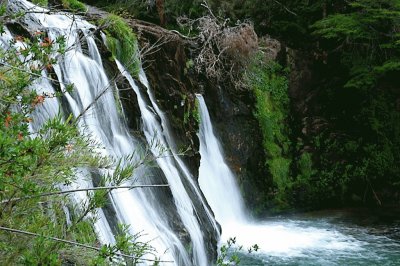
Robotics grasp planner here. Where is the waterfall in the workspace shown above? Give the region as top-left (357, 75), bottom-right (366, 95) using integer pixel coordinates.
top-left (117, 63), bottom-right (219, 266)
top-left (196, 95), bottom-right (247, 225)
top-left (5, 0), bottom-right (219, 264)
top-left (196, 94), bottom-right (252, 247)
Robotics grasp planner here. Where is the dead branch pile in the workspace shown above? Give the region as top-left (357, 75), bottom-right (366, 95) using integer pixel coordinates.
top-left (177, 3), bottom-right (258, 89)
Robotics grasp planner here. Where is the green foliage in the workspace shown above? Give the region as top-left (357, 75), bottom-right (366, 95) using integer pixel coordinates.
top-left (313, 0), bottom-right (400, 41)
top-left (312, 0), bottom-right (400, 89)
top-left (247, 58), bottom-right (292, 208)
top-left (182, 95), bottom-right (201, 127)
top-left (61, 0), bottom-right (87, 13)
top-left (287, 152), bottom-right (318, 207)
top-left (206, 0), bottom-right (333, 48)
top-left (32, 0), bottom-right (48, 7)
top-left (81, 0), bottom-right (153, 22)
top-left (193, 97), bottom-right (201, 124)
top-left (298, 0), bottom-right (400, 207)
top-left (99, 14), bottom-right (140, 77)
top-left (184, 59), bottom-right (194, 75)
top-left (82, 0), bottom-right (204, 27)
top-left (94, 224), bottom-right (158, 265)
top-left (216, 237), bottom-right (259, 266)
top-left (312, 14), bottom-right (364, 40)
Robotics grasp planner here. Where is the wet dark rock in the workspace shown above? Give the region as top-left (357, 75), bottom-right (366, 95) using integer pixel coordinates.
top-left (127, 19), bottom-right (201, 176)
top-left (5, 22), bottom-right (32, 39)
top-left (203, 81), bottom-right (271, 216)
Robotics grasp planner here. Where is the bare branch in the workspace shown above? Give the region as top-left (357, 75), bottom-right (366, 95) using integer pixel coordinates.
top-left (177, 8), bottom-right (258, 90)
top-left (272, 0), bottom-right (298, 16)
top-left (75, 80), bottom-right (115, 120)
top-left (169, 29), bottom-right (197, 40)
top-left (139, 34), bottom-right (174, 61)
top-left (200, 1), bottom-right (217, 19)
top-left (0, 184), bottom-right (170, 204)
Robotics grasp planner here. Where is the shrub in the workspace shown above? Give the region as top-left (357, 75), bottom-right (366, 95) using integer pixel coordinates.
top-left (62, 0), bottom-right (87, 13)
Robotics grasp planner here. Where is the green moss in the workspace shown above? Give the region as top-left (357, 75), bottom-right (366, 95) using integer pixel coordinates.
top-left (62, 0), bottom-right (87, 12)
top-left (113, 85), bottom-right (124, 116)
top-left (247, 57), bottom-right (292, 208)
top-left (99, 14), bottom-right (140, 77)
top-left (193, 98), bottom-right (201, 124)
top-left (32, 0), bottom-right (48, 7)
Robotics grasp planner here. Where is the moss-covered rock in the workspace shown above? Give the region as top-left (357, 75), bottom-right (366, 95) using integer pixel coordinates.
top-left (99, 14), bottom-right (140, 77)
top-left (62, 0), bottom-right (87, 12)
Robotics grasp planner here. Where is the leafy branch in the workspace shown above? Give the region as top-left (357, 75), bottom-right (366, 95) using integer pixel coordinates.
top-left (0, 226), bottom-right (173, 263)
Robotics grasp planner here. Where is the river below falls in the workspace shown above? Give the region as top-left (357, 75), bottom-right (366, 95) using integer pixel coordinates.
top-left (223, 209), bottom-right (400, 265)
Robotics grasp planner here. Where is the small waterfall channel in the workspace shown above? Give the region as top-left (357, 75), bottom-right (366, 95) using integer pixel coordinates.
top-left (3, 0), bottom-right (218, 265)
top-left (196, 95), bottom-right (247, 226)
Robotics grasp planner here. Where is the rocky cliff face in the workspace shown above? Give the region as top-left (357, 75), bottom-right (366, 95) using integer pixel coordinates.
top-left (125, 20), bottom-right (224, 260)
top-left (125, 18), bottom-right (273, 216)
top-left (202, 80), bottom-right (271, 215)
top-left (128, 19), bottom-right (201, 174)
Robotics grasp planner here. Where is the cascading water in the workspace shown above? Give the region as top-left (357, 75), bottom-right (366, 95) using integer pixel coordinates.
top-left (5, 0), bottom-right (219, 265)
top-left (117, 63), bottom-right (220, 266)
top-left (137, 72), bottom-right (219, 237)
top-left (196, 95), bottom-right (247, 226)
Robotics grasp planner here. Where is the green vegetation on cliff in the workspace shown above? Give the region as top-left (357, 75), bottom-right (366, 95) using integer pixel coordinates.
top-left (99, 14), bottom-right (140, 77)
top-left (303, 0), bottom-right (400, 208)
top-left (246, 0), bottom-right (400, 209)
top-left (61, 0), bottom-right (87, 12)
top-left (247, 59), bottom-right (292, 209)
top-left (32, 0), bottom-right (48, 7)
top-left (31, 0), bottom-right (86, 12)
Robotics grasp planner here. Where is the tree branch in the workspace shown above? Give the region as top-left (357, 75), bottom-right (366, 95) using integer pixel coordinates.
top-left (0, 62), bottom-right (71, 87)
top-left (272, 0), bottom-right (298, 16)
top-left (0, 226), bottom-right (173, 263)
top-left (0, 184), bottom-right (169, 204)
